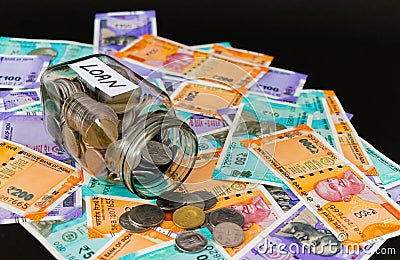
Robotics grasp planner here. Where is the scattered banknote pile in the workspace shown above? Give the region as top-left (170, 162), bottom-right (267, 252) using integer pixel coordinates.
top-left (0, 9), bottom-right (400, 260)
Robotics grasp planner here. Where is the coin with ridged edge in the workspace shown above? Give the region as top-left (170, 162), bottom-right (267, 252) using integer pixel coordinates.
top-left (172, 205), bottom-right (205, 229)
top-left (118, 211), bottom-right (150, 233)
top-left (175, 231), bottom-right (208, 253)
top-left (128, 204), bottom-right (164, 227)
top-left (212, 222), bottom-right (244, 247)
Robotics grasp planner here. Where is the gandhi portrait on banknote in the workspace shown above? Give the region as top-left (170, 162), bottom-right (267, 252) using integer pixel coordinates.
top-left (275, 207), bottom-right (341, 256)
top-left (314, 169), bottom-right (384, 204)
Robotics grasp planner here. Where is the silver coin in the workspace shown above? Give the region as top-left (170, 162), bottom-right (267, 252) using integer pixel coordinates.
top-left (191, 191), bottom-right (217, 210)
top-left (156, 191), bottom-right (186, 211)
top-left (212, 222), bottom-right (244, 247)
top-left (128, 204), bottom-right (164, 227)
top-left (175, 231), bottom-right (208, 253)
top-left (184, 193), bottom-right (205, 210)
top-left (142, 140), bottom-right (173, 166)
top-left (118, 211), bottom-right (150, 233)
top-left (208, 208), bottom-right (245, 228)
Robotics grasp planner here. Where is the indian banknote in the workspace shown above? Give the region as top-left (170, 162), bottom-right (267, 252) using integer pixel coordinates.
top-left (85, 195), bottom-right (155, 238)
top-left (361, 137), bottom-right (400, 189)
top-left (0, 36), bottom-right (93, 65)
top-left (90, 228), bottom-right (172, 260)
top-left (0, 139), bottom-right (82, 221)
top-left (0, 54), bottom-right (50, 89)
top-left (0, 88), bottom-right (41, 112)
top-left (114, 35), bottom-right (265, 90)
top-left (209, 43), bottom-right (274, 66)
top-left (263, 184), bottom-right (300, 212)
top-left (213, 94), bottom-right (311, 185)
top-left (248, 67), bottom-right (306, 102)
top-left (235, 203), bottom-right (386, 260)
top-left (0, 112), bottom-right (72, 162)
top-left (119, 228), bottom-right (231, 260)
top-left (170, 81), bottom-right (243, 118)
top-left (323, 90), bottom-right (376, 176)
top-left (0, 188), bottom-right (82, 224)
top-left (21, 210), bottom-right (112, 260)
top-left (242, 124), bottom-right (400, 245)
top-left (192, 42), bottom-right (231, 51)
top-left (94, 10), bottom-right (157, 55)
top-left (296, 89), bottom-right (340, 150)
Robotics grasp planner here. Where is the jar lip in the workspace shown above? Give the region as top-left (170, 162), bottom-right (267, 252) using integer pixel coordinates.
top-left (117, 111), bottom-right (198, 198)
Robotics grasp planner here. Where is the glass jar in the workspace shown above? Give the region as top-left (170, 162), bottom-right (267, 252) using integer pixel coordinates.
top-left (40, 54), bottom-right (198, 198)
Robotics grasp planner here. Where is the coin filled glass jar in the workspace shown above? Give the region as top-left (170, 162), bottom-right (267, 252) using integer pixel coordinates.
top-left (40, 54), bottom-right (198, 198)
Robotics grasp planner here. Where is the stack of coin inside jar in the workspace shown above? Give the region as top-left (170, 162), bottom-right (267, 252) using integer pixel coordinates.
top-left (118, 190), bottom-right (246, 252)
top-left (41, 56), bottom-right (197, 198)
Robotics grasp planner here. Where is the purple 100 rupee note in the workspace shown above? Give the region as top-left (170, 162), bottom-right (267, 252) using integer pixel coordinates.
top-left (0, 112), bottom-right (71, 162)
top-left (249, 67), bottom-right (307, 102)
top-left (0, 89), bottom-right (41, 112)
top-left (94, 10), bottom-right (157, 55)
top-left (0, 54), bottom-right (51, 88)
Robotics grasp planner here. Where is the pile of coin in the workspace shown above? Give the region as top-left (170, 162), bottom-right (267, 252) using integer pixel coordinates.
top-left (118, 190), bottom-right (246, 252)
top-left (42, 65), bottom-right (176, 185)
top-left (119, 204), bottom-right (165, 233)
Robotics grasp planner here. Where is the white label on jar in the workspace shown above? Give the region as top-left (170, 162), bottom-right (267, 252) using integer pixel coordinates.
top-left (68, 57), bottom-right (139, 97)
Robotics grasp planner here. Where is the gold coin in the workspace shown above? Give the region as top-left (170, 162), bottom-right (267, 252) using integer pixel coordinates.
top-left (83, 119), bottom-right (118, 149)
top-left (61, 125), bottom-right (82, 159)
top-left (172, 206), bottom-right (205, 229)
top-left (84, 147), bottom-right (108, 180)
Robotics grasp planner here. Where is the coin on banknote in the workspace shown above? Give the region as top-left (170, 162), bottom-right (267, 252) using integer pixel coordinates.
top-left (191, 191), bottom-right (217, 210)
top-left (119, 211), bottom-right (150, 233)
top-left (156, 191), bottom-right (186, 211)
top-left (184, 193), bottom-right (205, 210)
top-left (208, 208), bottom-right (245, 228)
top-left (142, 140), bottom-right (173, 166)
top-left (212, 222), bottom-right (244, 247)
top-left (175, 231), bottom-right (208, 253)
top-left (128, 204), bottom-right (165, 227)
top-left (61, 124), bottom-right (82, 159)
top-left (172, 205), bottom-right (205, 229)
top-left (84, 147), bottom-right (108, 179)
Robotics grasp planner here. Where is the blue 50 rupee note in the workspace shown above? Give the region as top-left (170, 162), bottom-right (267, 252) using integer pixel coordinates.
top-left (360, 137), bottom-right (400, 189)
top-left (212, 93), bottom-right (311, 186)
top-left (21, 210), bottom-right (111, 260)
top-left (0, 37), bottom-right (93, 65)
top-left (295, 89), bottom-right (341, 151)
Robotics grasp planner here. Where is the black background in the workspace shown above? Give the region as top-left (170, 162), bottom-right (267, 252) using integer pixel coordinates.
top-left (0, 0), bottom-right (399, 259)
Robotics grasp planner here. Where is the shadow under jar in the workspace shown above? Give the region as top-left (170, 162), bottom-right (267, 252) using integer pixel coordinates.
top-left (40, 54), bottom-right (198, 198)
